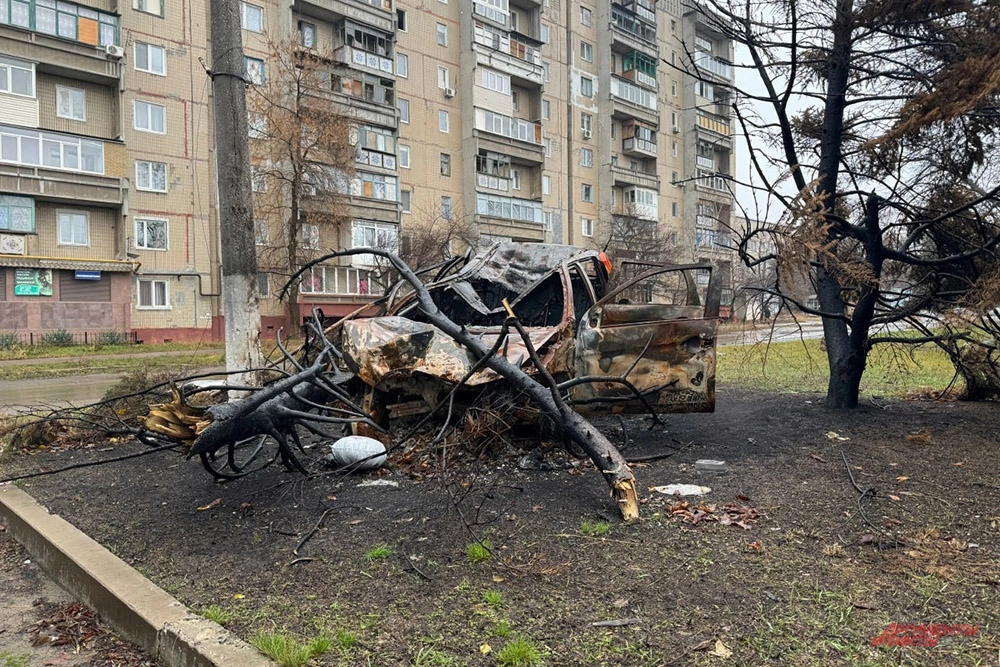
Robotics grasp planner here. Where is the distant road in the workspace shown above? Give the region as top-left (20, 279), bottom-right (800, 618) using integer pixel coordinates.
top-left (718, 321), bottom-right (826, 346)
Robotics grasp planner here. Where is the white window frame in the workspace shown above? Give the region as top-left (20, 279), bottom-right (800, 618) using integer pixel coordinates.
top-left (580, 147), bottom-right (593, 167)
top-left (438, 66), bottom-right (450, 90)
top-left (240, 2), bottom-right (263, 32)
top-left (298, 21), bottom-right (316, 48)
top-left (541, 99), bottom-right (550, 120)
top-left (440, 196), bottom-right (453, 219)
top-left (134, 42), bottom-right (166, 76)
top-left (482, 69), bottom-right (510, 94)
top-left (137, 279), bottom-right (170, 309)
top-left (439, 110), bottom-right (450, 133)
top-left (511, 168), bottom-right (521, 190)
top-left (133, 0), bottom-right (163, 17)
top-left (581, 183), bottom-right (593, 203)
top-left (135, 160), bottom-right (168, 192)
top-left (134, 100), bottom-right (166, 134)
top-left (581, 217), bottom-right (594, 237)
top-left (581, 41), bottom-right (593, 62)
top-left (396, 9), bottom-right (407, 31)
top-left (301, 223), bottom-right (320, 250)
top-left (244, 56), bottom-right (265, 85)
top-left (581, 113), bottom-right (593, 133)
top-left (0, 57), bottom-right (35, 97)
top-left (540, 23), bottom-right (550, 43)
top-left (55, 86), bottom-right (86, 121)
top-left (440, 152), bottom-right (451, 176)
top-left (401, 189), bottom-right (412, 213)
top-left (398, 98), bottom-right (410, 123)
top-left (135, 217), bottom-right (168, 251)
top-left (580, 75), bottom-right (594, 98)
top-left (399, 145), bottom-right (410, 168)
top-left (396, 53), bottom-right (409, 78)
top-left (436, 23), bottom-right (448, 46)
top-left (579, 5), bottom-right (592, 26)
top-left (57, 210), bottom-right (89, 246)
top-left (511, 90), bottom-right (519, 110)
top-left (542, 174), bottom-right (550, 195)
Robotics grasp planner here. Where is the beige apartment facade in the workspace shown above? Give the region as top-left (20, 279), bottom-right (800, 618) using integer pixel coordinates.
top-left (0, 0), bottom-right (734, 343)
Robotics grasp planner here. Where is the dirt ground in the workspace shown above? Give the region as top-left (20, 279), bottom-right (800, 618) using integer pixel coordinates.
top-left (2, 387), bottom-right (999, 666)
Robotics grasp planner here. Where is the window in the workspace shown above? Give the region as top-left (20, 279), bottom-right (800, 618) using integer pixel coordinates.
top-left (581, 41), bottom-right (593, 62)
top-left (581, 113), bottom-right (593, 134)
top-left (135, 218), bottom-right (168, 250)
top-left (399, 145), bottom-right (410, 168)
top-left (439, 110), bottom-right (449, 133)
top-left (301, 223), bottom-right (319, 250)
top-left (401, 189), bottom-right (411, 213)
top-left (396, 9), bottom-right (407, 31)
top-left (396, 53), bottom-right (408, 78)
top-left (0, 195), bottom-right (35, 233)
top-left (672, 141), bottom-right (678, 157)
top-left (241, 2), bottom-right (263, 32)
top-left (254, 219), bottom-right (269, 245)
top-left (671, 80), bottom-right (678, 96)
top-left (56, 87), bottom-right (85, 121)
top-left (672, 202), bottom-right (679, 217)
top-left (440, 153), bottom-right (451, 176)
top-left (579, 5), bottom-right (592, 26)
top-left (257, 272), bottom-right (270, 297)
top-left (1, 126), bottom-right (103, 173)
top-left (542, 99), bottom-right (550, 120)
top-left (138, 279), bottom-right (169, 308)
top-left (251, 166), bottom-right (267, 192)
top-left (542, 62), bottom-right (550, 82)
top-left (438, 66), bottom-right (450, 89)
top-left (581, 217), bottom-right (594, 237)
top-left (134, 42), bottom-right (166, 75)
top-left (542, 174), bottom-right (550, 195)
top-left (581, 183), bottom-right (593, 202)
top-left (0, 57), bottom-right (34, 97)
top-left (135, 160), bottom-right (167, 192)
top-left (511, 91), bottom-right (519, 110)
top-left (440, 196), bottom-right (453, 219)
top-left (580, 148), bottom-right (593, 167)
top-left (511, 168), bottom-right (521, 190)
top-left (672, 170), bottom-right (679, 184)
top-left (697, 81), bottom-right (715, 99)
top-left (352, 221), bottom-right (399, 266)
top-left (580, 76), bottom-right (594, 97)
top-left (541, 24), bottom-right (550, 42)
top-left (297, 21), bottom-right (316, 48)
top-left (133, 0), bottom-right (163, 17)
top-left (510, 11), bottom-right (518, 32)
top-left (398, 98), bottom-right (410, 123)
top-left (244, 57), bottom-right (265, 84)
top-left (134, 101), bottom-right (165, 134)
top-left (482, 69), bottom-right (510, 94)
top-left (248, 112), bottom-right (267, 138)
top-left (436, 23), bottom-right (448, 46)
top-left (57, 211), bottom-right (88, 246)
top-left (543, 136), bottom-right (552, 157)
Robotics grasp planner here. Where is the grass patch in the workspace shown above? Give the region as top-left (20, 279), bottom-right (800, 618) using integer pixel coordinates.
top-left (579, 519), bottom-right (611, 537)
top-left (0, 652), bottom-right (29, 667)
top-left (0, 353), bottom-right (224, 382)
top-left (496, 637), bottom-right (543, 667)
top-left (0, 341), bottom-right (217, 362)
top-left (413, 646), bottom-right (457, 666)
top-left (201, 604), bottom-right (233, 625)
top-left (250, 629), bottom-right (330, 667)
top-left (718, 338), bottom-right (958, 398)
top-left (483, 589), bottom-right (504, 606)
top-left (365, 544), bottom-right (392, 561)
top-left (466, 541), bottom-right (491, 564)
top-left (494, 619), bottom-right (511, 637)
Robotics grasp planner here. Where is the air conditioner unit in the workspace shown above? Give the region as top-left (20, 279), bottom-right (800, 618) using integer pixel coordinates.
top-left (672, 125), bottom-right (680, 134)
top-left (444, 87), bottom-right (456, 98)
top-left (105, 44), bottom-right (125, 58)
top-left (0, 234), bottom-right (25, 256)
top-left (581, 129), bottom-right (592, 139)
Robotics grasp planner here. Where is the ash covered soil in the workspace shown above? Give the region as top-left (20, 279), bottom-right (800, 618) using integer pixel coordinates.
top-left (3, 388), bottom-right (999, 666)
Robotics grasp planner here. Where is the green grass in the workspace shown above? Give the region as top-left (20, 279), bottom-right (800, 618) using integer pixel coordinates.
top-left (0, 341), bottom-right (218, 361)
top-left (483, 589), bottom-right (504, 606)
top-left (579, 519), bottom-right (611, 536)
top-left (201, 604), bottom-right (233, 625)
top-left (365, 544), bottom-right (392, 561)
top-left (0, 352), bottom-right (225, 382)
top-left (0, 652), bottom-right (29, 667)
top-left (718, 338), bottom-right (958, 398)
top-left (466, 541), bottom-right (491, 564)
top-left (496, 637), bottom-right (543, 667)
top-left (334, 628), bottom-right (358, 649)
top-left (494, 619), bottom-right (511, 637)
top-left (250, 629), bottom-right (331, 667)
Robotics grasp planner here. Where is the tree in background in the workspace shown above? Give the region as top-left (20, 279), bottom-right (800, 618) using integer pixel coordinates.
top-left (698, 0), bottom-right (1000, 407)
top-left (248, 38), bottom-right (356, 333)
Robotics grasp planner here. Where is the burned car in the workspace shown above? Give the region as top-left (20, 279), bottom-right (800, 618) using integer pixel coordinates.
top-left (333, 242), bottom-right (721, 427)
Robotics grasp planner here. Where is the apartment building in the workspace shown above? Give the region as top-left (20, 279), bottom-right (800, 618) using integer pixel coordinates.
top-left (0, 0), bottom-right (734, 342)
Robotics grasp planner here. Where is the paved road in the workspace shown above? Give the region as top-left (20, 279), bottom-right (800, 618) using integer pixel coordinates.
top-left (718, 320), bottom-right (826, 345)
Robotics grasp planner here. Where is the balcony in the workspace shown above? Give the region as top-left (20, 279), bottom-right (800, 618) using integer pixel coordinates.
top-left (695, 228), bottom-right (731, 249)
top-left (696, 109), bottom-right (732, 145)
top-left (695, 170), bottom-right (730, 193)
top-left (474, 107), bottom-right (544, 163)
top-left (622, 186), bottom-right (657, 221)
top-left (296, 0), bottom-right (394, 34)
top-left (693, 51), bottom-right (732, 81)
top-left (611, 77), bottom-right (658, 126)
top-left (299, 264), bottom-right (382, 299)
top-left (476, 192), bottom-right (545, 241)
top-left (612, 164), bottom-right (659, 190)
top-left (473, 21), bottom-right (543, 85)
top-left (697, 155), bottom-right (715, 169)
top-left (621, 68), bottom-right (656, 90)
top-left (617, 0), bottom-right (655, 22)
top-left (334, 44), bottom-right (393, 77)
top-left (473, 0), bottom-right (509, 27)
top-left (611, 6), bottom-right (657, 57)
top-left (622, 136), bottom-right (656, 159)
top-left (477, 172), bottom-right (510, 192)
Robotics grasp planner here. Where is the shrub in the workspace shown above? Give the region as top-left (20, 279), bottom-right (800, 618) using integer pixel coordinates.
top-left (0, 332), bottom-right (19, 350)
top-left (96, 330), bottom-right (129, 346)
top-left (40, 329), bottom-right (74, 346)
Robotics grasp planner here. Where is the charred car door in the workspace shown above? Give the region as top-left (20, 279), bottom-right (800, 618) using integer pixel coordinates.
top-left (571, 262), bottom-right (720, 414)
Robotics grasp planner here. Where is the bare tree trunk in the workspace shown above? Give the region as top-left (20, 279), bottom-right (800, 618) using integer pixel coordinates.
top-left (210, 0), bottom-right (262, 380)
top-left (287, 178), bottom-right (302, 335)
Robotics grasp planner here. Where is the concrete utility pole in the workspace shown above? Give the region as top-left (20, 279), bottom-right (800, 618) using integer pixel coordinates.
top-left (209, 0), bottom-right (263, 380)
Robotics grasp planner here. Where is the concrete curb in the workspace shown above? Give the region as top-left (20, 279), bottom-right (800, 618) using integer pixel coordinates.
top-left (0, 486), bottom-right (274, 667)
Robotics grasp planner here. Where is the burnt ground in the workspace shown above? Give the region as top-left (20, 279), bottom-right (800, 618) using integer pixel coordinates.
top-left (2, 387), bottom-right (999, 666)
